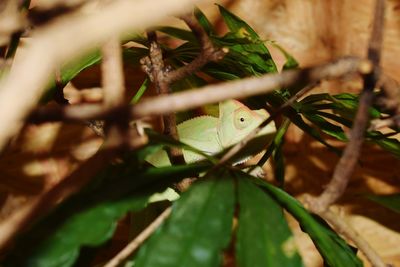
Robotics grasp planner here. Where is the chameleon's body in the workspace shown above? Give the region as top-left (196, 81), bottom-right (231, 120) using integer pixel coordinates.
top-left (146, 100), bottom-right (276, 167)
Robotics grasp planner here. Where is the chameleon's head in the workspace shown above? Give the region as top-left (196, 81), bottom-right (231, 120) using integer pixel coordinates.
top-left (217, 100), bottom-right (276, 148)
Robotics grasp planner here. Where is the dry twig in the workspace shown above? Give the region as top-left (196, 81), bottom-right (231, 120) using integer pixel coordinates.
top-left (370, 114), bottom-right (400, 130)
top-left (28, 57), bottom-right (370, 124)
top-left (306, 1), bottom-right (388, 266)
top-left (101, 37), bottom-right (124, 108)
top-left (374, 73), bottom-right (400, 120)
top-left (165, 13), bottom-right (226, 84)
top-left (100, 36), bottom-right (131, 148)
top-left (141, 40), bottom-right (184, 163)
top-left (308, 0), bottom-right (385, 213)
top-left (104, 207), bottom-right (172, 267)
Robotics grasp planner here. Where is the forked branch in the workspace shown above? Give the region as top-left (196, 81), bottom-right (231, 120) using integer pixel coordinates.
top-left (306, 1), bottom-right (388, 266)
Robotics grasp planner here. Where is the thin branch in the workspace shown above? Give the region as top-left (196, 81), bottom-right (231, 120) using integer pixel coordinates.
top-left (164, 13), bottom-right (227, 84)
top-left (308, 0), bottom-right (385, 213)
top-left (28, 57), bottom-right (370, 124)
top-left (370, 114), bottom-right (400, 130)
top-left (316, 210), bottom-right (388, 267)
top-left (0, 0), bottom-right (198, 152)
top-left (101, 37), bottom-right (125, 108)
top-left (85, 120), bottom-right (105, 137)
top-left (150, 41), bottom-right (180, 137)
top-left (367, 0), bottom-right (385, 64)
top-left (82, 37), bottom-right (126, 139)
top-left (104, 207), bottom-right (172, 267)
top-left (101, 36), bottom-right (130, 148)
top-left (306, 1), bottom-right (388, 266)
top-left (375, 73), bottom-right (400, 115)
top-left (141, 35), bottom-right (185, 165)
top-left (309, 84), bottom-right (376, 212)
top-left (134, 57), bottom-right (370, 119)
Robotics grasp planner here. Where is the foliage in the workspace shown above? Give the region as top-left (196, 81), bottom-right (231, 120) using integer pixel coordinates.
top-left (2, 4), bottom-right (399, 267)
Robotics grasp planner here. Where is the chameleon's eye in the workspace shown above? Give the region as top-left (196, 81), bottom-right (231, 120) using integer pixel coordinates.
top-left (234, 108), bottom-right (252, 130)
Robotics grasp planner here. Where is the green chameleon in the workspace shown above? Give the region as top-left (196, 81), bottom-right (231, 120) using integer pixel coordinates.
top-left (146, 99), bottom-right (276, 166)
top-left (146, 100), bottom-right (276, 202)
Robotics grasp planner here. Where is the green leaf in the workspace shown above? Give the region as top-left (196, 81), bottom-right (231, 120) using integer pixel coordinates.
top-left (133, 173), bottom-right (235, 267)
top-left (365, 131), bottom-right (400, 158)
top-left (203, 67), bottom-right (241, 80)
top-left (218, 5), bottom-right (260, 41)
top-left (286, 110), bottom-right (341, 154)
top-left (123, 47), bottom-right (150, 65)
top-left (4, 158), bottom-right (210, 267)
top-left (365, 193), bottom-right (400, 213)
top-left (40, 50), bottom-right (102, 103)
top-left (255, 119), bottom-right (290, 186)
top-left (220, 42), bottom-right (277, 74)
top-left (60, 51), bottom-right (101, 85)
top-left (268, 42), bottom-right (299, 70)
top-left (315, 111), bottom-right (353, 128)
top-left (271, 120), bottom-right (289, 186)
top-left (300, 93), bottom-right (381, 120)
top-left (214, 5), bottom-right (277, 76)
top-left (315, 114), bottom-right (400, 158)
top-left (303, 113), bottom-right (347, 141)
top-left (299, 93), bottom-right (400, 157)
top-left (41, 48), bottom-right (147, 103)
top-left (170, 47), bottom-right (198, 66)
top-left (300, 93), bottom-right (332, 104)
top-left (372, 136), bottom-right (400, 158)
top-left (243, 173), bottom-right (363, 267)
top-left (164, 6), bottom-right (279, 96)
top-left (157, 26), bottom-right (196, 42)
top-left (131, 78), bottom-right (150, 104)
top-left (194, 7), bottom-right (214, 35)
top-left (334, 94), bottom-right (380, 119)
top-left (236, 177), bottom-right (303, 267)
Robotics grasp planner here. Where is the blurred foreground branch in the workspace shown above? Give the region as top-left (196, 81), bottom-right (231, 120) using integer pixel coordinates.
top-left (29, 57), bottom-right (370, 124)
top-left (0, 0), bottom-right (198, 153)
